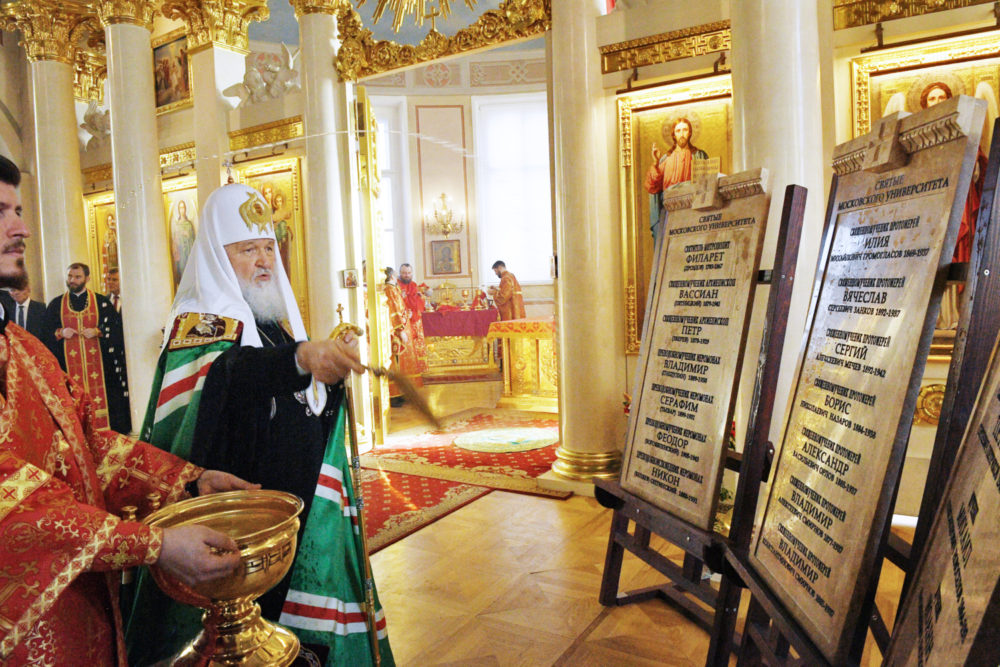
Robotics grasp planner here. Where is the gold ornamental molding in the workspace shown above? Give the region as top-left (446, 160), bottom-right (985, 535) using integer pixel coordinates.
top-left (2, 0), bottom-right (94, 65)
top-left (335, 0), bottom-right (550, 81)
top-left (913, 383), bottom-right (947, 426)
top-left (228, 116), bottom-right (305, 151)
top-left (159, 0), bottom-right (269, 54)
top-left (289, 0), bottom-right (348, 17)
top-left (84, 142), bottom-right (197, 187)
top-left (598, 20), bottom-right (730, 75)
top-left (160, 142), bottom-right (197, 168)
top-left (74, 48), bottom-right (107, 102)
top-left (93, 0), bottom-right (156, 29)
top-left (833, 0), bottom-right (993, 31)
top-left (83, 163), bottom-right (113, 186)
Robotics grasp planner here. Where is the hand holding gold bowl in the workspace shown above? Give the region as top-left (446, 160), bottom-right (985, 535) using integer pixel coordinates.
top-left (144, 489), bottom-right (304, 666)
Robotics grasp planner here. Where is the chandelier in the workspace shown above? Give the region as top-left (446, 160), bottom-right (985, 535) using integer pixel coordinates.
top-left (423, 192), bottom-right (464, 237)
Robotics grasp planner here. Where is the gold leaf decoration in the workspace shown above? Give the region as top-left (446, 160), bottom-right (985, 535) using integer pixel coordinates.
top-left (336, 0), bottom-right (550, 82)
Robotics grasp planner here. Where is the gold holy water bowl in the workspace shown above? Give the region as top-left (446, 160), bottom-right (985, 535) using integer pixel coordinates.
top-left (144, 490), bottom-right (304, 666)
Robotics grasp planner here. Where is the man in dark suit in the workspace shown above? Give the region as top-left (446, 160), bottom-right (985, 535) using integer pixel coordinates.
top-left (106, 267), bottom-right (122, 312)
top-left (8, 282), bottom-right (44, 338)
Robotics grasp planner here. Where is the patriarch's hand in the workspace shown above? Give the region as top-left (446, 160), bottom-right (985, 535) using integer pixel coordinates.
top-left (296, 332), bottom-right (364, 384)
top-left (196, 470), bottom-right (260, 496)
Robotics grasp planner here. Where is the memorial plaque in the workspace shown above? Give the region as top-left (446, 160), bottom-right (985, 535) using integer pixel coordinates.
top-left (621, 168), bottom-right (770, 530)
top-left (749, 96), bottom-right (987, 664)
top-left (886, 334), bottom-right (1000, 666)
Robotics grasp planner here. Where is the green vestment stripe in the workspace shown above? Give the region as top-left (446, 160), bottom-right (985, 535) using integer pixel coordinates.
top-left (278, 408), bottom-right (395, 665)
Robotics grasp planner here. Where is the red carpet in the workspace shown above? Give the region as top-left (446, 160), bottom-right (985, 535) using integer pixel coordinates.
top-left (361, 408), bottom-right (570, 498)
top-left (360, 468), bottom-right (490, 553)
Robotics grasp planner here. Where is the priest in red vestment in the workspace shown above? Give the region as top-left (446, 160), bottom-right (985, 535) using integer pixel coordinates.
top-left (383, 268), bottom-right (425, 404)
top-left (489, 261), bottom-right (526, 321)
top-left (0, 155), bottom-right (253, 665)
top-left (397, 263), bottom-right (428, 368)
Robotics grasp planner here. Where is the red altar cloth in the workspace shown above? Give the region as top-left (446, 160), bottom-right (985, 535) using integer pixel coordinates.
top-left (422, 308), bottom-right (499, 337)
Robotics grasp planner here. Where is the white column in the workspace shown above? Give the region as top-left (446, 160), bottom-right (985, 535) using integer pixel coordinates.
top-left (190, 46), bottom-right (244, 208)
top-left (297, 10), bottom-right (370, 433)
top-left (29, 60), bottom-right (88, 299)
top-left (104, 22), bottom-right (172, 431)
top-left (298, 11), bottom-right (358, 335)
top-left (730, 1), bottom-right (831, 449)
top-left (547, 0), bottom-right (625, 485)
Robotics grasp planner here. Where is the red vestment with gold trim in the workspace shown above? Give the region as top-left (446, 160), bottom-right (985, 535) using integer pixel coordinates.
top-left (494, 272), bottom-right (526, 321)
top-left (397, 280), bottom-right (428, 366)
top-left (59, 288), bottom-right (110, 429)
top-left (0, 323), bottom-right (202, 664)
top-left (383, 284), bottom-right (426, 395)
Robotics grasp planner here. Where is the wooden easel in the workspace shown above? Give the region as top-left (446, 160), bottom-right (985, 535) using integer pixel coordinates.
top-left (595, 184), bottom-right (805, 654)
top-left (724, 99), bottom-right (993, 666)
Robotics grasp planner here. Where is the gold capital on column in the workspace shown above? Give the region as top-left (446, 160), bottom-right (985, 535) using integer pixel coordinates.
top-left (289, 0), bottom-right (347, 17)
top-left (160, 0), bottom-right (269, 54)
top-left (93, 0), bottom-right (156, 29)
top-left (2, 0), bottom-right (93, 64)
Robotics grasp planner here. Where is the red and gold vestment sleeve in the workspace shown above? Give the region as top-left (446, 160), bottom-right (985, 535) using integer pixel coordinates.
top-left (0, 451), bottom-right (163, 657)
top-left (384, 286), bottom-right (407, 331)
top-left (67, 375), bottom-right (203, 513)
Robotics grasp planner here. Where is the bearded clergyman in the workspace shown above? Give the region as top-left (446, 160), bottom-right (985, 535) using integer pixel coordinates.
top-left (126, 184), bottom-right (394, 666)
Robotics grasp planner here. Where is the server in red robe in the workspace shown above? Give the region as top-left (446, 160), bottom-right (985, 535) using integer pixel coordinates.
top-left (0, 155), bottom-right (255, 664)
top-left (41, 262), bottom-right (131, 434)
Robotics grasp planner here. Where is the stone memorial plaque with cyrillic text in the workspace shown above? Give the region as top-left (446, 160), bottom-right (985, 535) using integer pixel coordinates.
top-left (622, 169), bottom-right (770, 530)
top-left (885, 336), bottom-right (1000, 666)
top-left (750, 96), bottom-right (986, 664)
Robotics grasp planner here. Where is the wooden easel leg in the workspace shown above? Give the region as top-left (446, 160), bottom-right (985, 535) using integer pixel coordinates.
top-left (599, 510), bottom-right (629, 606)
top-left (682, 553), bottom-right (703, 583)
top-left (736, 597), bottom-right (768, 667)
top-left (705, 576), bottom-right (742, 667)
top-left (636, 522), bottom-right (651, 548)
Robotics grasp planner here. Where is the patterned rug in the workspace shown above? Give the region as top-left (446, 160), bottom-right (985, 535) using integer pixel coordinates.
top-left (361, 408), bottom-right (569, 498)
top-left (360, 468), bottom-right (490, 553)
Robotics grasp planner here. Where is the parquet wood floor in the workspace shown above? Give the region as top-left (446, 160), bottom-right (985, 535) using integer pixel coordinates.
top-left (371, 380), bottom-right (907, 666)
top-left (371, 492), bottom-right (907, 666)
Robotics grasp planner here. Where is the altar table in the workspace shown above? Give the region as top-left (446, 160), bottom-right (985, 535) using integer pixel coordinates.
top-left (486, 318), bottom-right (559, 413)
top-left (421, 307), bottom-right (499, 376)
